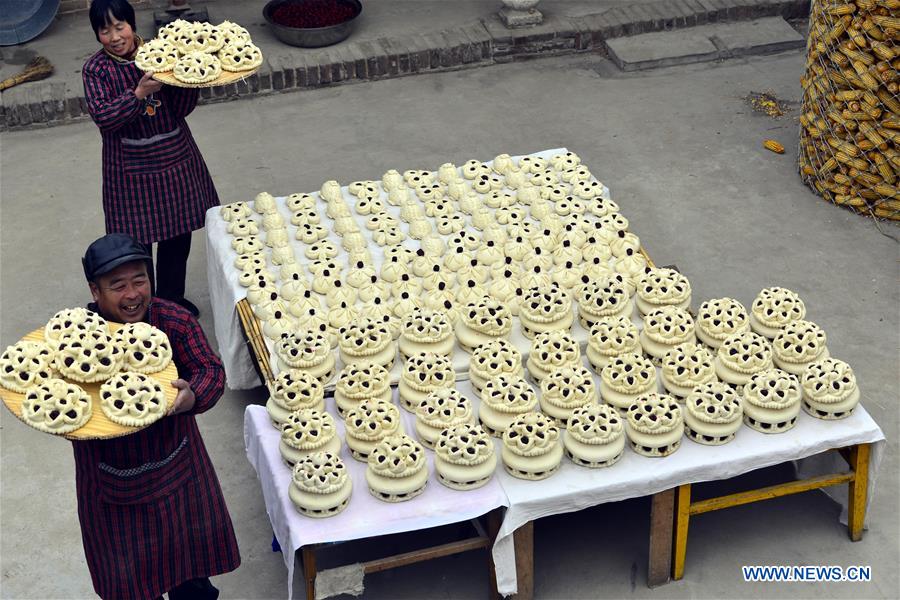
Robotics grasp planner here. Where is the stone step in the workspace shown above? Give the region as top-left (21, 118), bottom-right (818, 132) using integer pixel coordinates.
top-left (607, 17), bottom-right (806, 72)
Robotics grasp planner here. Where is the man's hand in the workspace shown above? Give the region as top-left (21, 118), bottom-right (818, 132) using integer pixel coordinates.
top-left (135, 72), bottom-right (163, 100)
top-left (168, 378), bottom-right (196, 416)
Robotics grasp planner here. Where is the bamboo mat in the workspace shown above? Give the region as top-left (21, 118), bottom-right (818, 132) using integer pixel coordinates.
top-left (0, 325), bottom-right (178, 440)
top-left (153, 66), bottom-right (259, 88)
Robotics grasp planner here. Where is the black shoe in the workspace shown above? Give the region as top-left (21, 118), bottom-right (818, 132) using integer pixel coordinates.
top-left (176, 297), bottom-right (200, 317)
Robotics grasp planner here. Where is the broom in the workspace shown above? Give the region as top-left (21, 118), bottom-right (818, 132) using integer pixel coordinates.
top-left (0, 56), bottom-right (54, 92)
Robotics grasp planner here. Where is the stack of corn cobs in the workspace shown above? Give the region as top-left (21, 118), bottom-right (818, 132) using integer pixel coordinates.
top-left (800, 0), bottom-right (900, 219)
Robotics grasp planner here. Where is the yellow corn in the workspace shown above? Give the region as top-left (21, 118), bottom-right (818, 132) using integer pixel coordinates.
top-left (877, 89), bottom-right (900, 114)
top-left (763, 140), bottom-right (786, 154)
top-left (854, 171), bottom-right (882, 186)
top-left (856, 0), bottom-right (877, 10)
top-left (871, 41), bottom-right (895, 61)
top-left (874, 182), bottom-right (900, 197)
top-left (835, 90), bottom-right (864, 101)
top-left (860, 188), bottom-right (880, 200)
top-left (836, 151), bottom-right (870, 170)
top-left (858, 121), bottom-right (886, 146)
top-left (863, 18), bottom-right (886, 40)
top-left (827, 3), bottom-right (856, 14)
top-left (841, 44), bottom-right (875, 65)
top-left (827, 136), bottom-right (860, 156)
top-left (831, 51), bottom-right (851, 67)
top-left (871, 15), bottom-right (900, 30)
top-left (873, 153), bottom-right (897, 184)
top-left (843, 109), bottom-right (875, 121)
top-left (820, 157), bottom-right (839, 173)
top-left (883, 118), bottom-right (900, 129)
top-left (802, 164), bottom-right (817, 176)
top-left (834, 172), bottom-right (853, 185)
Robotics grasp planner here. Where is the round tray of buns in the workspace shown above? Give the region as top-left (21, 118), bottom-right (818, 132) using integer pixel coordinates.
top-left (137, 19), bottom-right (263, 89)
top-left (0, 323), bottom-right (178, 440)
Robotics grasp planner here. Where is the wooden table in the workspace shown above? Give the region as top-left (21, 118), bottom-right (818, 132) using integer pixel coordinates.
top-left (670, 442), bottom-right (872, 581)
top-left (299, 509), bottom-right (503, 600)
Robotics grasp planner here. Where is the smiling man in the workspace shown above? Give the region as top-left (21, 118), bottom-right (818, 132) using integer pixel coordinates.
top-left (73, 233), bottom-right (240, 600)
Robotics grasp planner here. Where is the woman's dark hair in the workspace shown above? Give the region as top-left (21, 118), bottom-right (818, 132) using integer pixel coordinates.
top-left (89, 0), bottom-right (136, 41)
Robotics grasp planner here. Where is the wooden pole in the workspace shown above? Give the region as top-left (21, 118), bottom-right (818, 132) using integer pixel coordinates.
top-left (648, 489), bottom-right (675, 587)
top-left (511, 521), bottom-right (534, 600)
top-left (673, 484), bottom-right (691, 581)
top-left (848, 443), bottom-right (871, 542)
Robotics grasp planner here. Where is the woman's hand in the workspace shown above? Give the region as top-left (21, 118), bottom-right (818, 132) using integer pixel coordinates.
top-left (168, 378), bottom-right (196, 415)
top-left (134, 72), bottom-right (163, 100)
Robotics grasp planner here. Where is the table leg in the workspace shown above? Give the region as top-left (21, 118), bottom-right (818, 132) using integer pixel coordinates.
top-left (301, 545), bottom-right (317, 600)
top-left (648, 488), bottom-right (675, 587)
top-left (673, 484), bottom-right (692, 581)
top-left (848, 443), bottom-right (871, 542)
top-left (512, 521), bottom-right (534, 600)
top-left (486, 509), bottom-right (502, 600)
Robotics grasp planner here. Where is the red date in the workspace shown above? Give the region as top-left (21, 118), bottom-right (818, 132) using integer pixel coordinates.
top-left (272, 0), bottom-right (358, 29)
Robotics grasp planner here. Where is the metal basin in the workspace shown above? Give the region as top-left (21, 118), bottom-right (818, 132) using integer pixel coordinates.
top-left (263, 0), bottom-right (362, 48)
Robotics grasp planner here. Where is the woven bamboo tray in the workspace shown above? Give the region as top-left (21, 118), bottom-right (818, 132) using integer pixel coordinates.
top-left (0, 325), bottom-right (178, 440)
top-left (153, 66), bottom-right (259, 89)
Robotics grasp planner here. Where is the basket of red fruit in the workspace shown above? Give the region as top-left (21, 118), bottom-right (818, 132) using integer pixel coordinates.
top-left (264, 0), bottom-right (362, 48)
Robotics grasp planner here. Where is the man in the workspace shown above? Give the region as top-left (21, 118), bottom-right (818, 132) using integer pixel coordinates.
top-left (74, 233), bottom-right (240, 600)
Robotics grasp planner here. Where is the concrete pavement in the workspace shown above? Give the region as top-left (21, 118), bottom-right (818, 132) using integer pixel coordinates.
top-left (1, 48), bottom-right (898, 598)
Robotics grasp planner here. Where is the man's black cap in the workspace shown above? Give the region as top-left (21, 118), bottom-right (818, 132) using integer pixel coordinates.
top-left (83, 233), bottom-right (152, 281)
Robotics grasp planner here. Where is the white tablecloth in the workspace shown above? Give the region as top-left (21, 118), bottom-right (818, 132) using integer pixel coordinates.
top-left (243, 395), bottom-right (509, 600)
top-left (206, 148), bottom-right (608, 390)
top-left (490, 403), bottom-right (885, 595)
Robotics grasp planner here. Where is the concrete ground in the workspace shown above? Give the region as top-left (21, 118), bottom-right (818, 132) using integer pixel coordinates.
top-left (1, 44), bottom-right (898, 599)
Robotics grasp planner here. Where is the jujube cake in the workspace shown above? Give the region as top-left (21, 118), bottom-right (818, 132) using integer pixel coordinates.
top-left (586, 316), bottom-right (641, 372)
top-left (455, 297), bottom-right (512, 353)
top-left (695, 297), bottom-right (750, 349)
top-left (338, 318), bottom-right (396, 370)
top-left (801, 358), bottom-right (860, 420)
top-left (478, 375), bottom-right (538, 437)
top-left (54, 329), bottom-right (123, 383)
top-left (660, 343), bottom-right (717, 399)
top-left (173, 51), bottom-right (222, 84)
top-left (518, 283), bottom-right (573, 338)
top-left (639, 306), bottom-right (696, 362)
top-left (683, 382), bottom-right (743, 445)
top-left (539, 365), bottom-right (597, 426)
top-left (742, 369), bottom-right (801, 433)
top-left (599, 352), bottom-right (658, 411)
top-left (135, 38), bottom-right (178, 73)
top-left (399, 308), bottom-right (455, 359)
top-left (414, 388), bottom-right (474, 449)
top-left (526, 330), bottom-right (581, 383)
top-left (750, 287), bottom-right (806, 339)
top-left (44, 308), bottom-right (108, 347)
top-left (635, 268), bottom-right (691, 315)
top-left (334, 362), bottom-right (392, 418)
top-left (563, 403), bottom-right (625, 468)
top-left (99, 372), bottom-right (167, 428)
top-left (469, 339), bottom-right (523, 393)
top-left (501, 412), bottom-right (563, 481)
top-left (434, 423), bottom-right (497, 490)
top-left (366, 434), bottom-right (429, 502)
top-left (114, 322), bottom-right (172, 374)
top-left (218, 40), bottom-right (263, 72)
top-left (275, 330), bottom-right (335, 384)
top-left (288, 452), bottom-right (352, 519)
top-left (21, 378), bottom-right (92, 435)
top-left (279, 408), bottom-right (341, 466)
top-left (624, 393), bottom-right (683, 457)
top-left (344, 399), bottom-right (404, 461)
top-left (576, 274), bottom-right (632, 328)
top-left (714, 331), bottom-right (773, 390)
top-left (0, 340), bottom-right (54, 393)
top-left (265, 369), bottom-right (325, 425)
top-left (772, 319), bottom-right (829, 375)
top-left (398, 352), bottom-right (455, 412)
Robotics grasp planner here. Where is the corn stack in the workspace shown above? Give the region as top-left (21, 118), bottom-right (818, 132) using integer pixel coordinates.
top-left (799, 0), bottom-right (900, 220)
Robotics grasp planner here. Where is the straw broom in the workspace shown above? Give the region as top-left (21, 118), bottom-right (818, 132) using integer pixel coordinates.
top-left (0, 56), bottom-right (54, 92)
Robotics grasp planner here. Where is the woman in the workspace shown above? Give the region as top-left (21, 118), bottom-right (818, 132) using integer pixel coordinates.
top-left (83, 0), bottom-right (218, 317)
